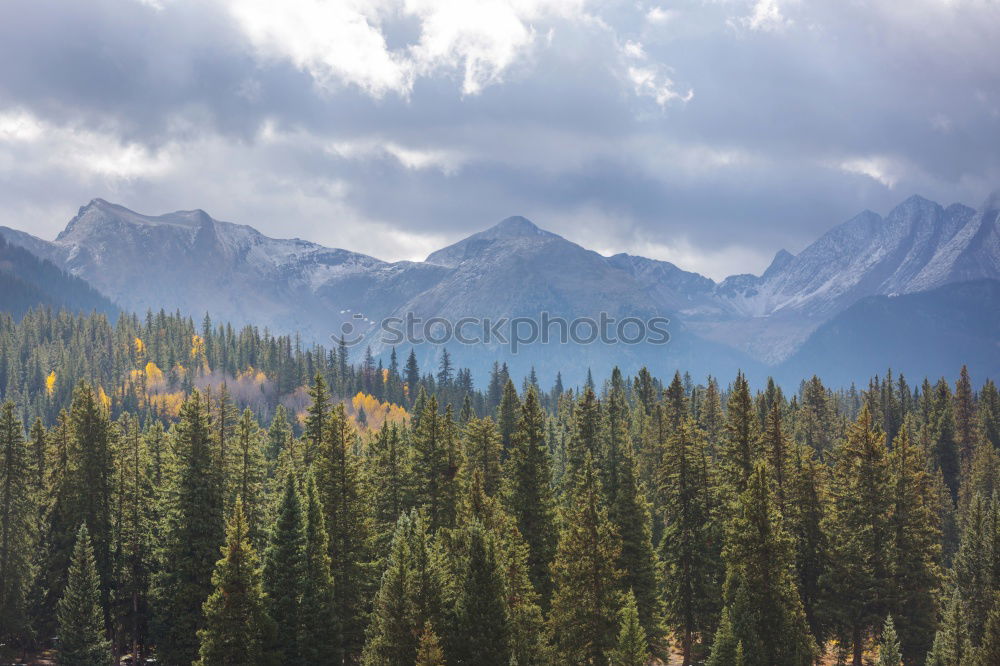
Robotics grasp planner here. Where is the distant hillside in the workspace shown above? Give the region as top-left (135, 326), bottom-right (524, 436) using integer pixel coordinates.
top-left (0, 235), bottom-right (117, 319)
top-left (778, 279), bottom-right (1000, 387)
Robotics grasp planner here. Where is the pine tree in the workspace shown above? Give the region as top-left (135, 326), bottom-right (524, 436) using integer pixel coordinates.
top-left (362, 511), bottom-right (448, 666)
top-left (660, 417), bottom-right (721, 665)
top-left (971, 595), bottom-right (1000, 666)
top-left (711, 464), bottom-right (817, 666)
top-left (954, 492), bottom-right (994, 649)
top-left (234, 408), bottom-right (267, 550)
top-left (154, 391), bottom-right (225, 666)
top-left (886, 426), bottom-right (941, 662)
top-left (464, 417), bottom-right (502, 497)
top-left (315, 403), bottom-right (374, 661)
top-left (497, 379), bottom-right (521, 459)
top-left (719, 372), bottom-right (760, 495)
top-left (569, 385), bottom-right (603, 475)
top-left (761, 403), bottom-right (790, 511)
top-left (610, 589), bottom-right (649, 666)
top-left (876, 615), bottom-right (902, 666)
top-left (404, 350), bottom-right (421, 407)
top-left (57, 524), bottom-right (111, 666)
top-left (503, 388), bottom-right (557, 605)
top-left (414, 401), bottom-right (462, 532)
top-left (196, 498), bottom-right (271, 666)
top-left (954, 365), bottom-right (979, 468)
top-left (0, 401), bottom-right (34, 647)
top-left (368, 422), bottom-right (413, 547)
top-left (304, 374), bottom-right (331, 467)
top-left (826, 406), bottom-right (893, 666)
top-left (925, 588), bottom-right (969, 666)
top-left (263, 473), bottom-right (307, 662)
top-left (450, 521), bottom-right (510, 665)
top-left (300, 475), bottom-right (336, 665)
top-left (266, 404), bottom-right (292, 464)
top-left (549, 454), bottom-right (623, 665)
top-left (414, 622), bottom-right (446, 666)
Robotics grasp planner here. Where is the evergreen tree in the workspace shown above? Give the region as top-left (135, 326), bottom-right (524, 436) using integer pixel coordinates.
top-left (610, 589), bottom-right (649, 666)
top-left (57, 525), bottom-right (111, 666)
top-left (497, 379), bottom-right (521, 459)
top-left (660, 417), bottom-right (721, 664)
top-left (887, 426), bottom-right (941, 662)
top-left (549, 454), bottom-right (623, 665)
top-left (315, 403), bottom-right (374, 661)
top-left (954, 493), bottom-right (994, 649)
top-left (154, 392), bottom-right (225, 666)
top-left (826, 406), bottom-right (893, 666)
top-left (414, 622), bottom-right (446, 666)
top-left (971, 595), bottom-right (1000, 666)
top-left (876, 615), bottom-right (902, 666)
top-left (464, 417), bottom-right (502, 497)
top-left (300, 475), bottom-right (336, 665)
top-left (719, 372), bottom-right (761, 495)
top-left (450, 521), bottom-right (510, 665)
top-left (234, 408), bottom-right (267, 550)
top-left (368, 422), bottom-right (413, 547)
top-left (304, 374), bottom-right (331, 466)
top-left (266, 404), bottom-right (292, 464)
top-left (954, 365), bottom-right (979, 468)
top-left (711, 464), bottom-right (817, 666)
top-left (196, 498), bottom-right (270, 666)
top-left (0, 401), bottom-right (33, 647)
top-left (412, 396), bottom-right (461, 531)
top-left (503, 388), bottom-right (557, 605)
top-left (570, 386), bottom-right (604, 475)
top-left (263, 473), bottom-right (307, 662)
top-left (925, 589), bottom-right (969, 666)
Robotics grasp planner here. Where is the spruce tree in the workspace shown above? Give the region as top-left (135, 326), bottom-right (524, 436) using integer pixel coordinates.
top-left (300, 475), bottom-right (336, 665)
top-left (610, 589), bottom-right (649, 666)
top-left (304, 373), bottom-right (331, 466)
top-left (876, 615), bottom-right (902, 666)
top-left (196, 498), bottom-right (271, 666)
top-left (57, 524), bottom-right (111, 666)
top-left (719, 372), bottom-right (760, 495)
top-left (711, 464), bottom-right (817, 666)
top-left (972, 595), bottom-right (1000, 666)
top-left (315, 403), bottom-right (374, 661)
top-left (234, 408), bottom-right (267, 551)
top-left (154, 391), bottom-right (225, 666)
top-left (660, 417), bottom-right (721, 664)
top-left (412, 395), bottom-right (461, 531)
top-left (0, 401), bottom-right (33, 647)
top-left (954, 492), bottom-right (994, 649)
top-left (549, 453), bottom-right (623, 665)
top-left (263, 473), bottom-right (307, 662)
top-left (464, 416), bottom-right (502, 497)
top-left (368, 422), bottom-right (413, 547)
top-left (826, 406), bottom-right (893, 666)
top-left (497, 379), bottom-right (521, 459)
top-left (887, 425), bottom-right (941, 662)
top-left (450, 521), bottom-right (510, 665)
top-left (503, 388), bottom-right (557, 605)
top-left (414, 622), bottom-right (446, 666)
top-left (266, 404), bottom-right (292, 464)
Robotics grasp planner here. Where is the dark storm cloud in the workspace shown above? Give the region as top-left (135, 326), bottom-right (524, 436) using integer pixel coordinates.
top-left (0, 0), bottom-right (997, 278)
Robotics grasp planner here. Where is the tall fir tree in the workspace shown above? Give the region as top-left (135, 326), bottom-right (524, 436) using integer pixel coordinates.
top-left (710, 464), bottom-right (817, 666)
top-left (196, 498), bottom-right (271, 666)
top-left (877, 615), bottom-right (902, 666)
top-left (549, 453), bottom-right (623, 665)
top-left (315, 403), bottom-right (374, 662)
top-left (368, 422), bottom-right (413, 547)
top-left (719, 372), bottom-right (761, 496)
top-left (263, 473), bottom-right (307, 662)
top-left (610, 589), bottom-right (649, 666)
top-left (449, 521), bottom-right (511, 665)
top-left (304, 374), bottom-right (331, 467)
top-left (57, 524), bottom-right (111, 666)
top-left (826, 406), bottom-right (893, 666)
top-left (154, 392), bottom-right (225, 666)
top-left (497, 379), bottom-right (521, 460)
top-left (0, 401), bottom-right (33, 647)
top-left (464, 417), bottom-right (503, 497)
top-left (503, 388), bottom-right (557, 606)
top-left (660, 417), bottom-right (721, 665)
top-left (300, 474), bottom-right (336, 665)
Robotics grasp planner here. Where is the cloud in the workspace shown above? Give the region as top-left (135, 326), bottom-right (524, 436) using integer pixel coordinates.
top-left (836, 156), bottom-right (906, 189)
top-left (741, 0), bottom-right (794, 33)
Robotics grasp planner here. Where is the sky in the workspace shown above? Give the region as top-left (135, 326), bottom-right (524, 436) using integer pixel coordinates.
top-left (0, 0), bottom-right (998, 280)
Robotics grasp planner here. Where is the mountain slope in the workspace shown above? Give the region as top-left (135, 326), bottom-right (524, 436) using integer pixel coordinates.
top-left (777, 279), bottom-right (1000, 387)
top-left (0, 235), bottom-right (117, 319)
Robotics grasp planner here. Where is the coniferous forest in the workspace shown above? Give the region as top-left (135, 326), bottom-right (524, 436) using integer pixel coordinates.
top-left (2, 308), bottom-right (1000, 666)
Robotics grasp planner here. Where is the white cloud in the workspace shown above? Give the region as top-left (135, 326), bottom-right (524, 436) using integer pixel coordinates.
top-left (645, 7), bottom-right (676, 24)
top-left (223, 0), bottom-right (592, 97)
top-left (620, 39), bottom-right (693, 108)
top-left (326, 137), bottom-right (466, 174)
top-left (740, 0), bottom-right (794, 33)
top-left (837, 155), bottom-right (904, 188)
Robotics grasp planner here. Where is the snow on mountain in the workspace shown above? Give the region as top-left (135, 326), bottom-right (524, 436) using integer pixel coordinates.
top-left (1, 190), bottom-right (997, 379)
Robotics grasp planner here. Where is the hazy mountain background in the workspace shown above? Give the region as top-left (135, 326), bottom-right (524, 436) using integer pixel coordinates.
top-left (2, 191), bottom-right (998, 387)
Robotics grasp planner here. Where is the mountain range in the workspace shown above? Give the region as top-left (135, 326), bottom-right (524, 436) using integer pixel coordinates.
top-left (1, 191), bottom-right (998, 387)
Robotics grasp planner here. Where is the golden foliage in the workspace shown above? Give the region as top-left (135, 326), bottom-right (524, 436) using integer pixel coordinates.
top-left (45, 371), bottom-right (57, 397)
top-left (349, 391), bottom-right (408, 431)
top-left (133, 336), bottom-right (146, 357)
top-left (97, 386), bottom-right (111, 412)
top-left (145, 361), bottom-right (165, 387)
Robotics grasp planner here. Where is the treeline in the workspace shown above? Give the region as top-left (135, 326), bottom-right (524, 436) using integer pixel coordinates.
top-left (2, 358), bottom-right (1000, 665)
